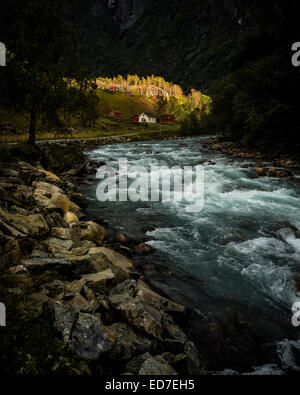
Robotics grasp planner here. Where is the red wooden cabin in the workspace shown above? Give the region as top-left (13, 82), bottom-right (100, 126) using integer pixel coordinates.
top-left (130, 115), bottom-right (139, 123)
top-left (109, 85), bottom-right (120, 92)
top-left (109, 110), bottom-right (123, 121)
top-left (159, 115), bottom-right (176, 124)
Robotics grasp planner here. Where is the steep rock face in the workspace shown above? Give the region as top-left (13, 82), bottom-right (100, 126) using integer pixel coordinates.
top-left (107, 0), bottom-right (151, 31)
top-left (67, 0), bottom-right (297, 90)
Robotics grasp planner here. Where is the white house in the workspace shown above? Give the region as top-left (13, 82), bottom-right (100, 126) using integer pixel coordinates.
top-left (139, 113), bottom-right (157, 124)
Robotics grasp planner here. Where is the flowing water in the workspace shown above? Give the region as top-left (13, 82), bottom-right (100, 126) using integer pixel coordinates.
top-left (83, 137), bottom-right (300, 374)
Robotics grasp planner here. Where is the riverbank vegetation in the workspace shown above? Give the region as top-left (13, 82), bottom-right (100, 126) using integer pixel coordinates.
top-left (0, 0), bottom-right (209, 145)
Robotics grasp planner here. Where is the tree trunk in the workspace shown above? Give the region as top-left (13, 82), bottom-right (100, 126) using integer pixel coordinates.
top-left (28, 106), bottom-right (37, 145)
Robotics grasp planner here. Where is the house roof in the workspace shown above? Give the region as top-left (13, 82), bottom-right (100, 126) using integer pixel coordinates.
top-left (140, 113), bottom-right (156, 118)
top-left (160, 114), bottom-right (176, 118)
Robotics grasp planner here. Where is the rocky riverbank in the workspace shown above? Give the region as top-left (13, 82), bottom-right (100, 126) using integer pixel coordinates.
top-left (203, 138), bottom-right (300, 179)
top-left (0, 143), bottom-right (202, 376)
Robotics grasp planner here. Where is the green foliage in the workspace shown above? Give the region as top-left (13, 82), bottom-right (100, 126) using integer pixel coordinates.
top-left (0, 301), bottom-right (81, 375)
top-left (180, 105), bottom-right (211, 136)
top-left (205, 52), bottom-right (300, 155)
top-left (0, 0), bottom-right (99, 143)
top-left (96, 75), bottom-right (209, 119)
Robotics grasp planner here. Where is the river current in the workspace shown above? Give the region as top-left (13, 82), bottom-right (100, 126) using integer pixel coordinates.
top-left (83, 137), bottom-right (300, 374)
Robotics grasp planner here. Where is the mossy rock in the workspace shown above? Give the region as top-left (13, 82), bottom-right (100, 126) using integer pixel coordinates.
top-left (10, 143), bottom-right (41, 164)
top-left (0, 296), bottom-right (85, 375)
top-left (0, 145), bottom-right (13, 164)
top-left (42, 146), bottom-right (86, 174)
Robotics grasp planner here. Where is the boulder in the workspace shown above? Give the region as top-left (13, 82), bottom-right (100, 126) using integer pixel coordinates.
top-left (255, 168), bottom-right (266, 177)
top-left (0, 209), bottom-right (49, 236)
top-left (66, 255), bottom-right (97, 278)
top-left (9, 264), bottom-right (28, 275)
top-left (164, 316), bottom-right (202, 375)
top-left (109, 293), bottom-right (163, 339)
top-left (109, 279), bottom-right (138, 298)
top-left (82, 269), bottom-right (115, 293)
top-left (80, 221), bottom-right (107, 246)
top-left (22, 257), bottom-right (73, 274)
top-left (124, 353), bottom-right (177, 375)
top-left (33, 181), bottom-right (81, 214)
top-left (65, 294), bottom-right (91, 313)
top-left (0, 218), bottom-right (25, 237)
top-left (64, 211), bottom-right (79, 225)
top-left (1, 168), bottom-right (19, 178)
top-left (65, 278), bottom-right (87, 295)
top-left (46, 237), bottom-right (74, 252)
top-left (267, 167), bottom-right (293, 178)
top-left (54, 304), bottom-right (78, 343)
top-left (139, 355), bottom-right (178, 375)
top-left (266, 167), bottom-right (278, 178)
top-left (89, 247), bottom-right (133, 274)
top-left (22, 254), bottom-right (94, 277)
top-left (115, 234), bottom-right (132, 245)
top-left (38, 169), bottom-right (62, 183)
top-left (68, 312), bottom-right (115, 360)
top-left (108, 322), bottom-right (153, 360)
top-left (124, 352), bottom-right (152, 374)
top-left (42, 146), bottom-right (87, 175)
top-left (134, 242), bottom-right (154, 255)
top-left (51, 227), bottom-right (73, 240)
top-left (3, 239), bottom-right (23, 265)
top-left (66, 190), bottom-right (87, 208)
top-left (137, 279), bottom-right (186, 316)
top-left (45, 212), bottom-right (68, 229)
top-left (51, 192), bottom-right (72, 213)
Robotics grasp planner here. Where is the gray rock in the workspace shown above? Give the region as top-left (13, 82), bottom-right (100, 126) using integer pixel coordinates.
top-left (109, 279), bottom-right (138, 298)
top-left (33, 181), bottom-right (81, 214)
top-left (82, 269), bottom-right (115, 293)
top-left (68, 313), bottom-right (114, 360)
top-left (54, 304), bottom-right (78, 343)
top-left (65, 294), bottom-right (91, 312)
top-left (88, 247), bottom-right (133, 274)
top-left (124, 352), bottom-right (152, 375)
top-left (0, 218), bottom-right (25, 237)
top-left (109, 293), bottom-right (163, 339)
top-left (139, 355), bottom-right (178, 375)
top-left (137, 279), bottom-right (186, 316)
top-left (0, 209), bottom-right (49, 236)
top-left (65, 278), bottom-right (87, 294)
top-left (51, 227), bottom-right (73, 240)
top-left (108, 322), bottom-right (153, 360)
top-left (31, 250), bottom-right (50, 258)
top-left (9, 265), bottom-right (28, 275)
top-left (164, 317), bottom-right (202, 375)
top-left (46, 237), bottom-right (74, 252)
top-left (22, 258), bottom-right (72, 274)
top-left (80, 221), bottom-right (107, 246)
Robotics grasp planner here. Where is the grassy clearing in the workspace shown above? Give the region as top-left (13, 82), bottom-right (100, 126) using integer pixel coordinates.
top-left (96, 90), bottom-right (155, 118)
top-left (0, 124), bottom-right (181, 144)
top-left (0, 90), bottom-right (180, 143)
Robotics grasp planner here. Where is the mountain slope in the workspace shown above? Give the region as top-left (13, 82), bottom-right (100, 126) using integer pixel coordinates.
top-left (69, 0), bottom-right (298, 92)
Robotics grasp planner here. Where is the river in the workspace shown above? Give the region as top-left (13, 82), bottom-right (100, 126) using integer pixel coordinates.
top-left (82, 137), bottom-right (300, 375)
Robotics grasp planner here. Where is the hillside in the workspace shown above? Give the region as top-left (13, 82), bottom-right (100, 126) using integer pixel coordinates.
top-left (65, 0), bottom-right (298, 92)
top-left (97, 90), bottom-right (155, 118)
top-left (0, 90), bottom-right (157, 137)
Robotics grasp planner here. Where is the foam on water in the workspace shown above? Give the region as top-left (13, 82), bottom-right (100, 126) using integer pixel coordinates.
top-left (85, 137), bottom-right (300, 371)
